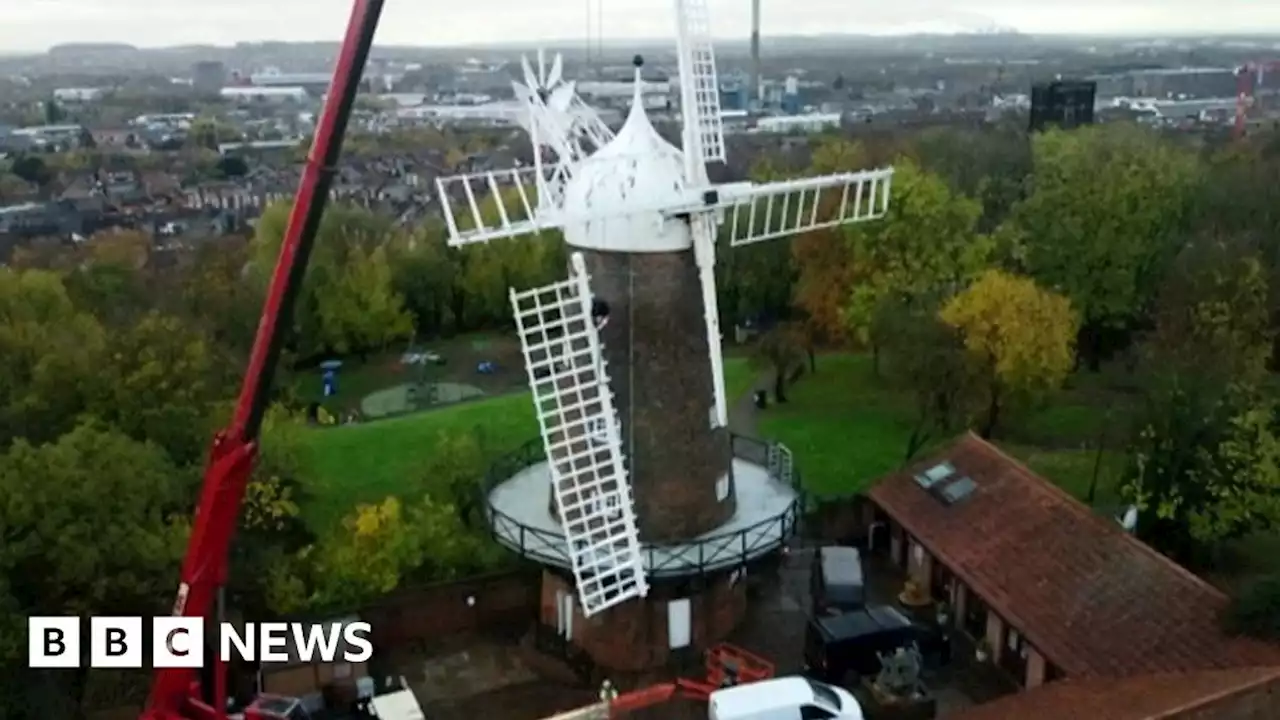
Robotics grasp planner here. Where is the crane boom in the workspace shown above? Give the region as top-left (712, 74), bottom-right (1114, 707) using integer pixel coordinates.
top-left (141, 2), bottom-right (385, 718)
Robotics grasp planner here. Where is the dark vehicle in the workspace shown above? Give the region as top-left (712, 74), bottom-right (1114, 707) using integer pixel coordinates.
top-left (802, 605), bottom-right (942, 683)
top-left (810, 546), bottom-right (865, 616)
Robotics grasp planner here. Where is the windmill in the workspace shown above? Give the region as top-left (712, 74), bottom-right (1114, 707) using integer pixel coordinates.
top-left (435, 0), bottom-right (893, 624)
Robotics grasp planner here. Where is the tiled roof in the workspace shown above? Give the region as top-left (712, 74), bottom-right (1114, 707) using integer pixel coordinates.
top-left (951, 667), bottom-right (1280, 720)
top-left (867, 433), bottom-right (1280, 678)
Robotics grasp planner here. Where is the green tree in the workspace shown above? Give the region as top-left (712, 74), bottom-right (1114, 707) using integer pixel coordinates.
top-left (308, 497), bottom-right (424, 608)
top-left (252, 202), bottom-right (411, 357)
top-left (1144, 234), bottom-right (1273, 383)
top-left (878, 294), bottom-right (972, 459)
top-left (912, 124), bottom-right (1032, 231)
top-left (229, 406), bottom-right (315, 618)
top-left (1008, 123), bottom-right (1199, 368)
top-left (939, 269), bottom-right (1079, 437)
top-left (0, 269), bottom-right (106, 447)
top-left (0, 423), bottom-right (189, 706)
top-left (842, 157), bottom-right (990, 371)
top-left (1124, 384), bottom-right (1280, 565)
top-left (87, 311), bottom-right (228, 465)
top-left (391, 223), bottom-right (456, 336)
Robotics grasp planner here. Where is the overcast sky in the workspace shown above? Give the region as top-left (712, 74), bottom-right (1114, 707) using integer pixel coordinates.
top-left (4, 0), bottom-right (1279, 53)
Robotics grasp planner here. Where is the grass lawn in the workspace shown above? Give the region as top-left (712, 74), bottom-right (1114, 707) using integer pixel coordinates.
top-left (299, 355), bottom-right (754, 529)
top-left (723, 356), bottom-right (755, 404)
top-left (298, 392), bottom-right (537, 528)
top-left (757, 352), bottom-right (1131, 503)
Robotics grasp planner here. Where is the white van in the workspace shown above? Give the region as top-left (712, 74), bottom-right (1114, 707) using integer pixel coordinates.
top-left (708, 676), bottom-right (863, 720)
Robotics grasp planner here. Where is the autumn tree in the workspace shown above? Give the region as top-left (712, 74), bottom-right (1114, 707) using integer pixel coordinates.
top-left (230, 406), bottom-right (315, 618)
top-left (939, 270), bottom-right (1079, 437)
top-left (1008, 123), bottom-right (1199, 368)
top-left (842, 157), bottom-right (991, 372)
top-left (789, 138), bottom-right (868, 343)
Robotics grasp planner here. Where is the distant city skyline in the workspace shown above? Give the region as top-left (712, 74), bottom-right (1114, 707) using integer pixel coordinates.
top-left (4, 0), bottom-right (1280, 54)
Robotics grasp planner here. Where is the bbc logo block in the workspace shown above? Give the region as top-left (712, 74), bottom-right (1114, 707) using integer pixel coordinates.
top-left (29, 616), bottom-right (373, 668)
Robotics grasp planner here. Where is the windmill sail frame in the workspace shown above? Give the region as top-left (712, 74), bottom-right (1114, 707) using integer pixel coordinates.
top-left (511, 253), bottom-right (648, 617)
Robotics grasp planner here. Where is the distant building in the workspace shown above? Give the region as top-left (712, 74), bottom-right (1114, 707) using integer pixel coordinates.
top-left (249, 68), bottom-right (368, 95)
top-left (219, 86), bottom-right (310, 104)
top-left (751, 113), bottom-right (840, 134)
top-left (192, 61), bottom-right (227, 95)
top-left (1092, 67), bottom-right (1236, 100)
top-left (52, 88), bottom-right (105, 103)
top-left (1029, 81), bottom-right (1096, 132)
top-left (11, 124), bottom-right (93, 151)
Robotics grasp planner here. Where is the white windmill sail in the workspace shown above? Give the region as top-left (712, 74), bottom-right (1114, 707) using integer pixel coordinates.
top-left (511, 253), bottom-right (648, 617)
top-left (669, 0), bottom-right (894, 427)
top-left (436, 50), bottom-right (612, 247)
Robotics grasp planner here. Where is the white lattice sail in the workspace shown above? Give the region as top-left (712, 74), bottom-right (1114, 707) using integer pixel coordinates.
top-left (511, 252), bottom-right (648, 616)
top-left (674, 0), bottom-right (726, 164)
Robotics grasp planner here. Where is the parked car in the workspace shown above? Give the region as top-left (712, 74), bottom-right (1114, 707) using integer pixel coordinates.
top-left (810, 546), bottom-right (865, 616)
top-left (708, 675), bottom-right (864, 720)
top-left (802, 605), bottom-right (943, 684)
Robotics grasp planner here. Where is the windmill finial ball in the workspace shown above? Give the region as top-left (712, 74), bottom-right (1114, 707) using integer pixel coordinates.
top-left (633, 54), bottom-right (644, 68)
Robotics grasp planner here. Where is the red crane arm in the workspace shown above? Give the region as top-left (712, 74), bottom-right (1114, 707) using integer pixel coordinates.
top-left (141, 2), bottom-right (385, 718)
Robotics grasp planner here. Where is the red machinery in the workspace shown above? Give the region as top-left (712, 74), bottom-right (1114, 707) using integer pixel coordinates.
top-left (1233, 59), bottom-right (1280, 139)
top-left (606, 644), bottom-right (775, 717)
top-left (140, 1), bottom-right (386, 719)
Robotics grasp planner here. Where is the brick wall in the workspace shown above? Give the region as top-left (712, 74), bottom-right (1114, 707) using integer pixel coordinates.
top-left (360, 569), bottom-right (539, 653)
top-left (539, 569), bottom-right (748, 672)
top-left (805, 496), bottom-right (869, 544)
top-left (1177, 675), bottom-right (1280, 719)
top-left (581, 248), bottom-right (734, 542)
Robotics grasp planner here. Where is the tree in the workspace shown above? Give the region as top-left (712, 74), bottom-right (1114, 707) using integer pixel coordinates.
top-left (391, 222), bottom-right (456, 336)
top-left (315, 244), bottom-right (414, 355)
top-left (230, 406), bottom-right (315, 618)
top-left (0, 422), bottom-right (189, 704)
top-left (911, 124), bottom-right (1032, 231)
top-left (252, 202), bottom-right (412, 357)
top-left (841, 157), bottom-right (990, 372)
top-left (878, 294), bottom-right (972, 459)
top-left (1009, 124), bottom-right (1199, 368)
top-left (1224, 573), bottom-right (1280, 642)
top-left (1124, 384), bottom-right (1280, 565)
top-left (86, 311), bottom-right (228, 465)
top-left (0, 269), bottom-right (106, 447)
top-left (416, 430), bottom-right (490, 527)
top-left (939, 270), bottom-right (1079, 437)
top-left (10, 154), bottom-right (51, 187)
top-left (751, 321), bottom-right (805, 403)
top-left (1143, 234), bottom-right (1272, 384)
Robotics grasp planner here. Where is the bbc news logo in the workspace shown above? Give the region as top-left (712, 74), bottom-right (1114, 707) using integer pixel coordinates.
top-left (28, 617), bottom-right (373, 668)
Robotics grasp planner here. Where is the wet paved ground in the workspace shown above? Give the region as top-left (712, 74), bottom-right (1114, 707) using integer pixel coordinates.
top-left (391, 544), bottom-right (1015, 719)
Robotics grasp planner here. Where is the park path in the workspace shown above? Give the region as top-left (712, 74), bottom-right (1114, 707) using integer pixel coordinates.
top-left (727, 369), bottom-right (773, 437)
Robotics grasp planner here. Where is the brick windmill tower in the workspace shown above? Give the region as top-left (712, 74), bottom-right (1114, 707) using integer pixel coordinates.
top-left (436, 0), bottom-right (893, 673)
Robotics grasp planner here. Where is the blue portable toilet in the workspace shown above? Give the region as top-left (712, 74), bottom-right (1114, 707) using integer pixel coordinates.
top-left (320, 359), bottom-right (343, 397)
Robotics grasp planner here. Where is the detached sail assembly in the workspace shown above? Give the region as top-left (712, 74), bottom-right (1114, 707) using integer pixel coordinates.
top-left (510, 253), bottom-right (648, 616)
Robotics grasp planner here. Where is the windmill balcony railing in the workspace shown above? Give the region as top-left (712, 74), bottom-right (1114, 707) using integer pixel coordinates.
top-left (480, 433), bottom-right (803, 578)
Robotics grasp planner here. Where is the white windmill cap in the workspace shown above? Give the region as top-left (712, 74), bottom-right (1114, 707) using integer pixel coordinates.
top-left (560, 54), bottom-right (694, 253)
